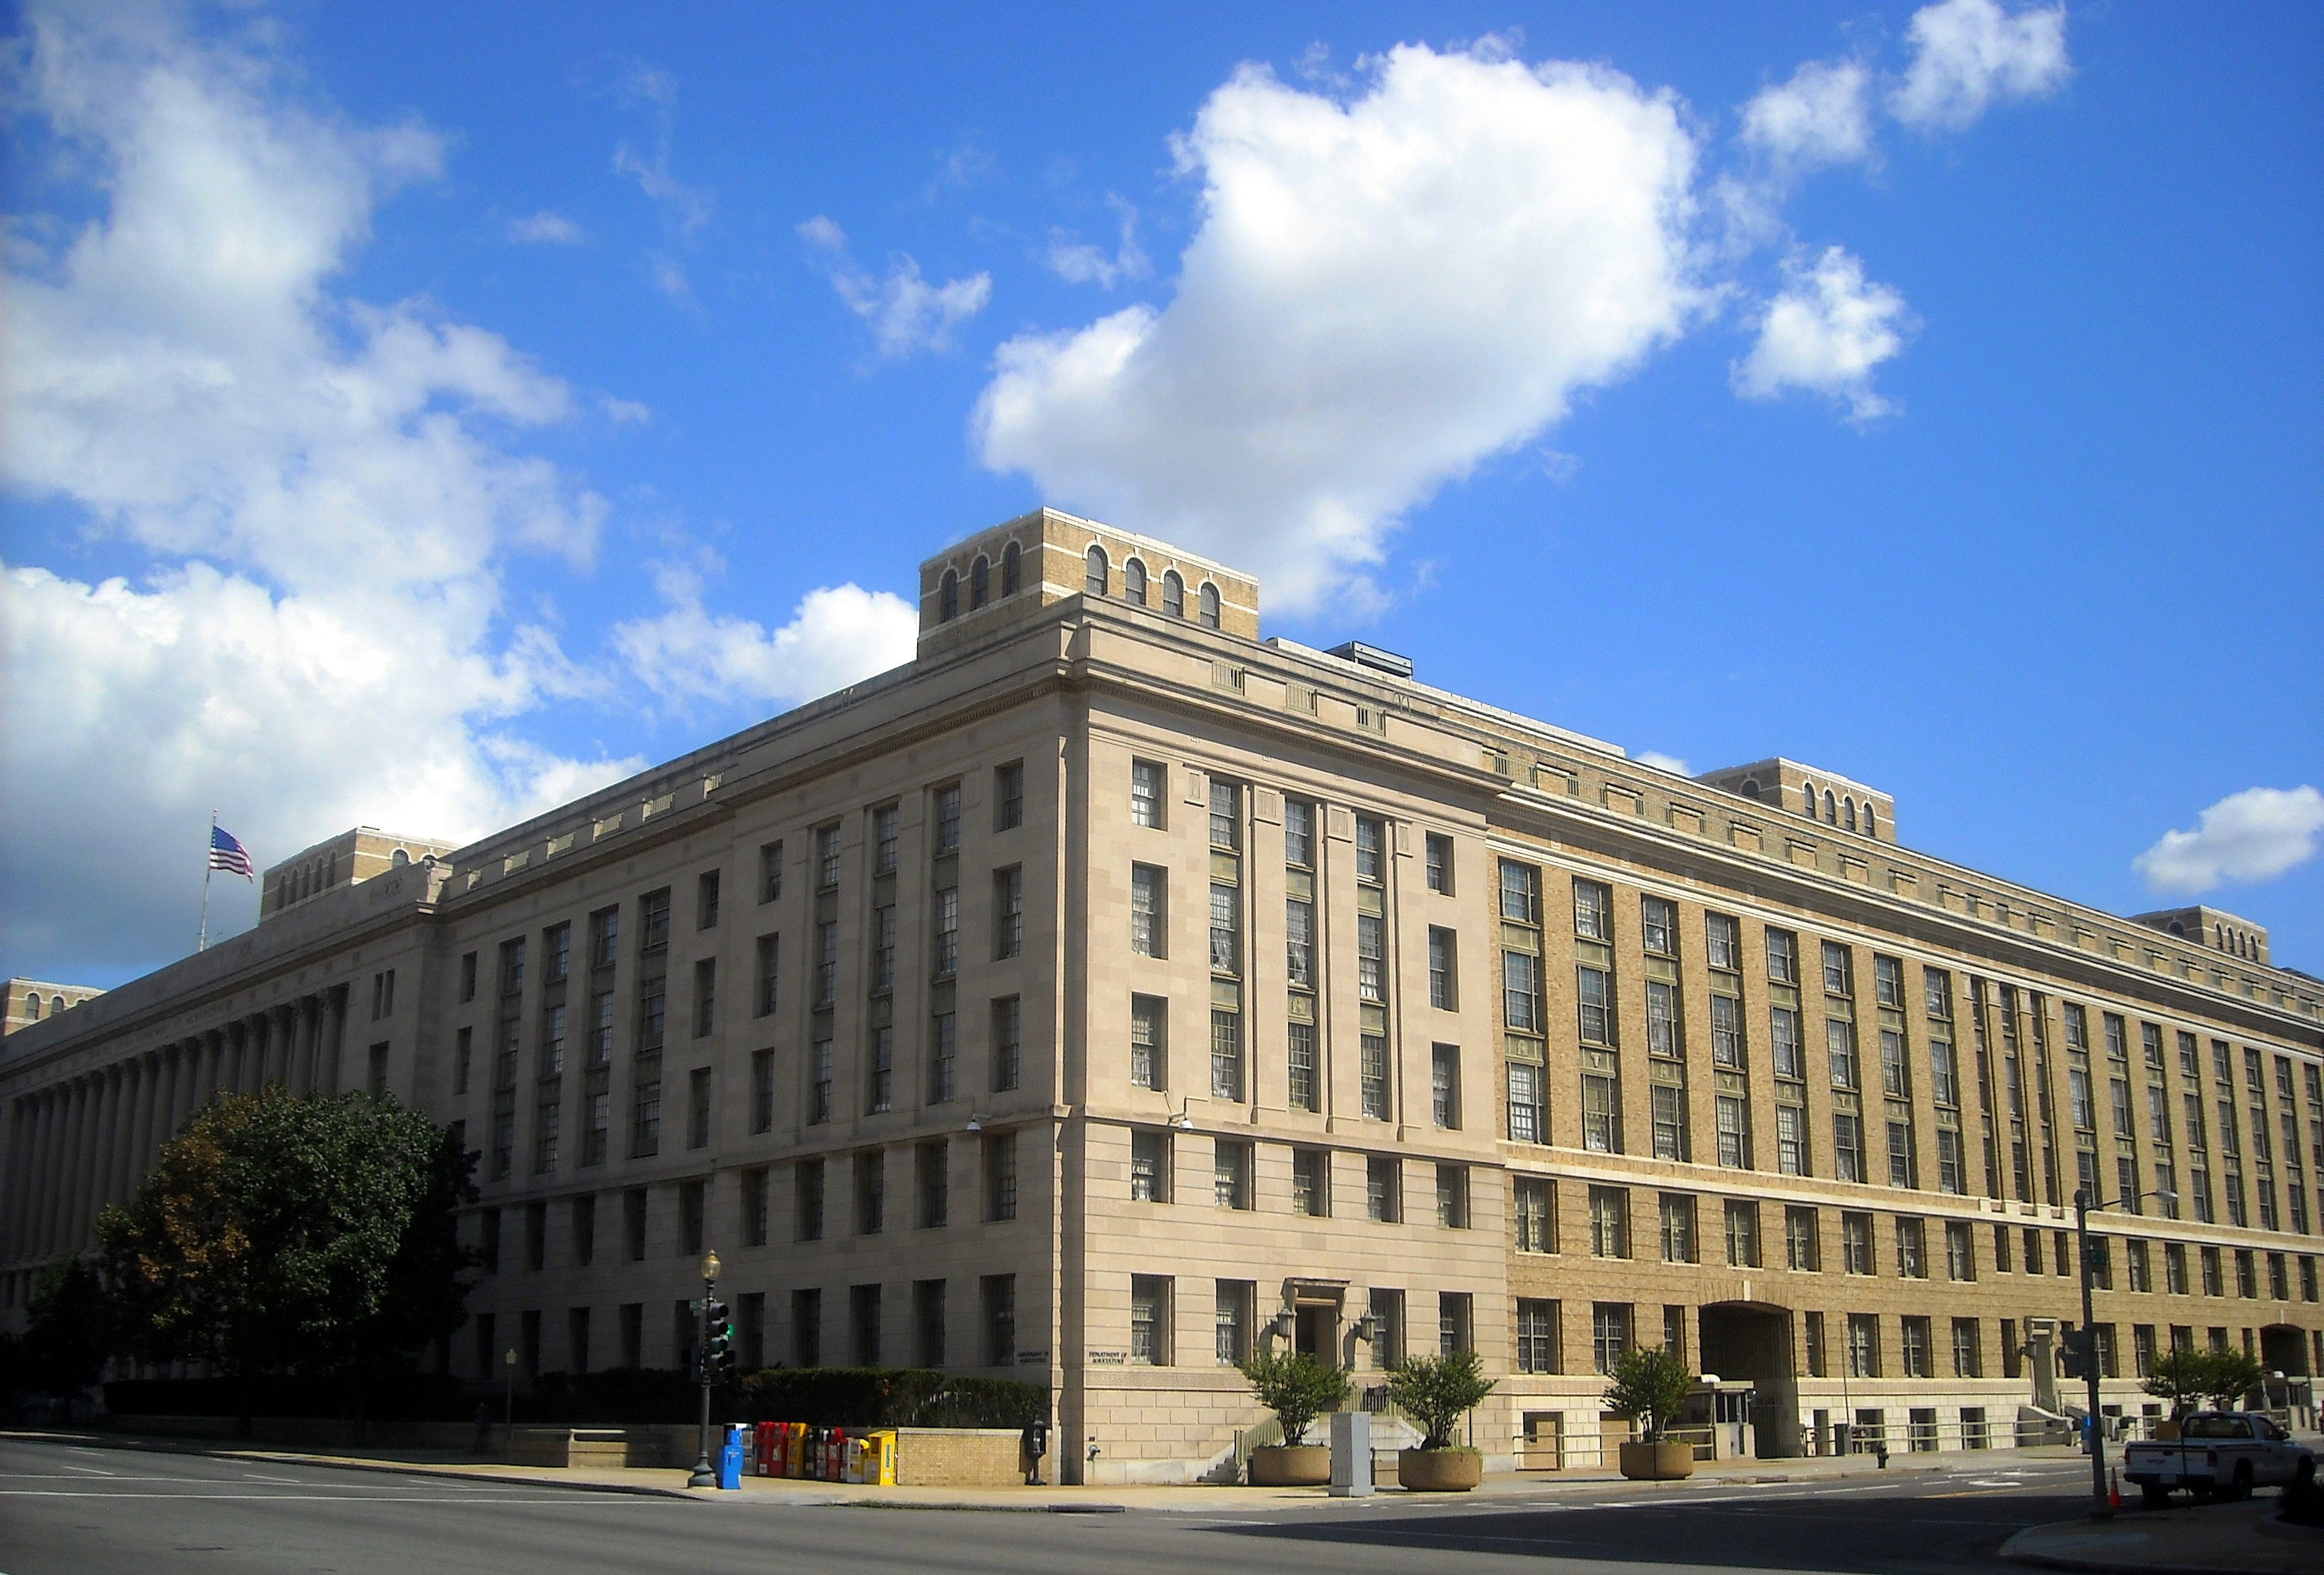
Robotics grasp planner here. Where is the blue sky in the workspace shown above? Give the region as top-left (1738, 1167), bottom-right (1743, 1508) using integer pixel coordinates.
top-left (4, 0), bottom-right (2318, 986)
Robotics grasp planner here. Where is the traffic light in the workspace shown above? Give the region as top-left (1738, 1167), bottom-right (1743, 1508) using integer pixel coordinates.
top-left (703, 1297), bottom-right (735, 1377)
top-left (2058, 1327), bottom-right (2093, 1380)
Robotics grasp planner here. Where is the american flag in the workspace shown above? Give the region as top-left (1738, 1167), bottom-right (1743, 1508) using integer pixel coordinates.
top-left (209, 824), bottom-right (256, 879)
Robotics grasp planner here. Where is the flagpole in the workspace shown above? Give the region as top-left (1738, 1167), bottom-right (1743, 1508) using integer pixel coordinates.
top-left (199, 810), bottom-right (216, 952)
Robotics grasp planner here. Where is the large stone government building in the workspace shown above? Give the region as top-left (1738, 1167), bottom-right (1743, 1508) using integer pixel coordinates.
top-left (6, 510), bottom-right (2321, 1482)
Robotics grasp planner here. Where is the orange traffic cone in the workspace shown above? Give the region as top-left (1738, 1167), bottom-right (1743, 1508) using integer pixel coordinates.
top-left (2109, 1466), bottom-right (2122, 1511)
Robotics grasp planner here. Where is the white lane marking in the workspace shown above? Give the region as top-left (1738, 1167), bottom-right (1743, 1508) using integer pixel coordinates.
top-left (240, 1474), bottom-right (303, 1484)
top-left (55, 1463), bottom-right (115, 1476)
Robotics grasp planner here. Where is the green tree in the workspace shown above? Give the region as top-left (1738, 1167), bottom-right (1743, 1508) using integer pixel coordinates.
top-left (1236, 1349), bottom-right (1349, 1447)
top-left (97, 1087), bottom-right (478, 1433)
top-left (22, 1257), bottom-right (110, 1423)
top-left (1603, 1345), bottom-right (1695, 1443)
top-left (2141, 1347), bottom-right (2212, 1419)
top-left (2200, 1349), bottom-right (2265, 1411)
top-left (1385, 1349), bottom-right (1496, 1451)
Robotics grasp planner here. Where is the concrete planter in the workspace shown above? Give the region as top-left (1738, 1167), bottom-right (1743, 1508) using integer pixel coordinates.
top-left (1397, 1448), bottom-right (1483, 1492)
top-left (1618, 1440), bottom-right (1696, 1481)
top-left (1248, 1445), bottom-right (1331, 1487)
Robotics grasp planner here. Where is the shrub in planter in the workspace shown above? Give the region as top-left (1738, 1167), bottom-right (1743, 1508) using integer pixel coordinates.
top-left (1603, 1346), bottom-right (1696, 1480)
top-left (1383, 1349), bottom-right (1495, 1492)
top-left (1237, 1349), bottom-right (1348, 1486)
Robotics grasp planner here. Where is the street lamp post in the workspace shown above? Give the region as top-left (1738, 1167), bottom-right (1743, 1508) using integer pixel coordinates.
top-left (2076, 1182), bottom-right (2174, 1519)
top-left (688, 1250), bottom-right (721, 1490)
top-left (502, 1345), bottom-right (516, 1433)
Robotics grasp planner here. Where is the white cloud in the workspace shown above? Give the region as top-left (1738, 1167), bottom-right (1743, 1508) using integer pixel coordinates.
top-left (1045, 197), bottom-right (1148, 290)
top-left (1633, 751), bottom-right (1691, 776)
top-left (800, 217), bottom-right (991, 357)
top-left (0, 5), bottom-right (640, 975)
top-left (975, 44), bottom-right (1703, 612)
top-left (1732, 246), bottom-right (1915, 420)
top-left (2133, 786), bottom-right (2324, 896)
top-left (1891, 0), bottom-right (2070, 134)
top-left (508, 209), bottom-right (585, 245)
top-left (612, 61), bottom-right (713, 235)
top-left (611, 565), bottom-right (918, 709)
top-left (1739, 59), bottom-right (1874, 177)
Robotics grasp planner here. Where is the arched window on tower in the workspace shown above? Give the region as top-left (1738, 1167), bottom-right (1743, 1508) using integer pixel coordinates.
top-left (970, 556), bottom-right (990, 609)
top-left (1162, 570), bottom-right (1184, 617)
top-left (26, 994), bottom-right (43, 1020)
top-left (1198, 582), bottom-right (1220, 629)
top-left (1843, 797), bottom-right (1857, 832)
top-left (391, 848), bottom-right (410, 869)
top-left (1823, 789), bottom-right (1837, 824)
top-left (1739, 777), bottom-right (1762, 801)
top-left (1802, 782), bottom-right (1818, 817)
top-left (1862, 802), bottom-right (1878, 839)
top-left (1085, 545), bottom-right (1109, 597)
top-left (1124, 558), bottom-right (1147, 606)
top-left (1001, 541), bottom-right (1021, 597)
top-left (939, 570), bottom-right (959, 622)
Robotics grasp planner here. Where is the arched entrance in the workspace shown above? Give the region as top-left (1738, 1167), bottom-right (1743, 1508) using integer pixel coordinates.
top-left (2260, 1324), bottom-right (2310, 1378)
top-left (1698, 1301), bottom-right (1799, 1458)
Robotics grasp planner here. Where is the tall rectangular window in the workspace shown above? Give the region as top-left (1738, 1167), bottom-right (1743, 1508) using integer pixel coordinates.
top-left (1210, 884), bottom-right (1240, 975)
top-left (1786, 1206), bottom-right (1821, 1271)
top-left (1356, 913), bottom-right (1386, 1003)
top-left (914, 1280), bottom-right (946, 1369)
top-left (928, 1011), bottom-right (957, 1103)
top-left (1210, 1009), bottom-right (1243, 1102)
top-left (692, 958), bottom-right (716, 1038)
top-left (1514, 1177), bottom-right (1555, 1252)
top-left (754, 933), bottom-right (779, 1017)
top-left (1715, 1094), bottom-right (1751, 1168)
top-left (917, 1139), bottom-right (949, 1228)
top-left (1131, 864), bottom-right (1166, 957)
top-left (984, 1133), bottom-right (1017, 1221)
top-left (1131, 760), bottom-right (1165, 830)
top-left (1427, 927), bottom-right (1456, 1010)
top-left (1431, 1045), bottom-right (1460, 1129)
top-left (1213, 1139), bottom-right (1254, 1210)
top-left (1215, 1281), bottom-right (1255, 1366)
top-left (991, 995), bottom-right (1020, 1093)
top-left (933, 785), bottom-right (962, 854)
top-left (1359, 1030), bottom-right (1389, 1120)
top-left (1659, 1193), bottom-right (1697, 1262)
top-left (1515, 1299), bottom-right (1559, 1375)
top-left (856, 1151), bottom-right (886, 1235)
top-left (1131, 1130), bottom-right (1171, 1203)
top-left (1425, 832), bottom-right (1452, 893)
top-left (993, 867), bottom-right (1023, 960)
top-left (1292, 1148), bottom-right (1329, 1217)
top-left (1285, 898), bottom-right (1314, 988)
top-left (816, 825), bottom-right (842, 889)
top-left (867, 1026), bottom-right (894, 1113)
top-left (1642, 896), bottom-right (1677, 957)
top-left (759, 839), bottom-right (784, 903)
top-left (1436, 1164), bottom-right (1469, 1228)
top-left (743, 1168), bottom-right (769, 1247)
top-left (1284, 800), bottom-right (1314, 867)
top-left (873, 805), bottom-right (899, 874)
top-left (933, 886), bottom-right (960, 978)
top-left (995, 761), bottom-right (1024, 831)
top-left (1725, 1200), bottom-right (1761, 1267)
top-left (797, 1159), bottom-right (825, 1242)
top-left (1508, 1060), bottom-right (1545, 1144)
top-left (1588, 1186), bottom-right (1630, 1259)
top-left (1591, 1303), bottom-right (1632, 1374)
top-left (982, 1275), bottom-right (1015, 1367)
top-left (1287, 1018), bottom-right (1317, 1111)
top-left (687, 1067), bottom-right (711, 1148)
top-left (1367, 1155), bottom-right (1401, 1222)
top-left (1130, 1276), bottom-right (1172, 1365)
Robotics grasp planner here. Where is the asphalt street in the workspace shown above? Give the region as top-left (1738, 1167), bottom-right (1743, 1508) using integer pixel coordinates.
top-left (0, 1435), bottom-right (2098, 1574)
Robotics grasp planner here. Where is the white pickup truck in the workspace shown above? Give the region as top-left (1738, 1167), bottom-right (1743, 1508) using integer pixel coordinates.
top-left (2122, 1411), bottom-right (2315, 1505)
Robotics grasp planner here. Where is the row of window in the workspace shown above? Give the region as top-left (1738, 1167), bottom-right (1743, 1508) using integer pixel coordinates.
top-left (471, 1272), bottom-right (1021, 1379)
top-left (931, 540), bottom-right (1226, 627)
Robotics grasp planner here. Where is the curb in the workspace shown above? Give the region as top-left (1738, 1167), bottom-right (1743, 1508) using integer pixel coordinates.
top-left (3, 1428), bottom-right (700, 1502)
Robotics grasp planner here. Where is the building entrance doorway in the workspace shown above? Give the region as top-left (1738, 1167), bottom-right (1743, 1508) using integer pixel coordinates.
top-left (2261, 1324), bottom-right (2310, 1377)
top-left (1294, 1304), bottom-right (1336, 1359)
top-left (1699, 1302), bottom-right (1799, 1458)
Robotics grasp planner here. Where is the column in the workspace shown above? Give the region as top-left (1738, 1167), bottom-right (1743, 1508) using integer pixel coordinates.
top-left (55, 1077), bottom-right (90, 1253)
top-left (296, 996), bottom-right (320, 1094)
top-left (94, 1065), bottom-right (129, 1219)
top-left (24, 1089), bottom-right (58, 1261)
top-left (2, 1099), bottom-right (30, 1263)
top-left (127, 1052), bottom-right (159, 1195)
top-left (322, 986), bottom-right (348, 1097)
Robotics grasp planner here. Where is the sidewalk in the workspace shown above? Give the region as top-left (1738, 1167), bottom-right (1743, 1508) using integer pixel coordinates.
top-left (6, 1426), bottom-right (2079, 1511)
top-left (2001, 1499), bottom-right (2322, 1575)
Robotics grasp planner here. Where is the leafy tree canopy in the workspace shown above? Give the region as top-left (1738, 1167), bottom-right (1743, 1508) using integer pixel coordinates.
top-left (1385, 1349), bottom-right (1496, 1450)
top-left (2141, 1347), bottom-right (2267, 1416)
top-left (1603, 1346), bottom-right (1694, 1443)
top-left (97, 1088), bottom-right (477, 1396)
top-left (22, 1256), bottom-right (110, 1417)
top-left (1236, 1348), bottom-right (1349, 1447)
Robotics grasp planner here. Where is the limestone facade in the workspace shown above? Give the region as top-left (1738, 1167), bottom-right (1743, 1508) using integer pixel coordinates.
top-left (4, 508), bottom-right (2321, 1484)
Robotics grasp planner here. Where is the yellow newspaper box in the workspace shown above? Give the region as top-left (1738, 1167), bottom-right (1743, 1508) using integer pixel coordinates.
top-left (852, 1431), bottom-right (896, 1487)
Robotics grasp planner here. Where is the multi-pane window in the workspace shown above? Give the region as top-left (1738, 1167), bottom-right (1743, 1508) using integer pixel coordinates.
top-left (1516, 1299), bottom-right (1559, 1373)
top-left (1208, 779), bottom-right (1240, 852)
top-left (1785, 1206), bottom-right (1821, 1271)
top-left (1428, 928), bottom-right (1457, 1010)
top-left (1643, 896), bottom-right (1677, 958)
top-left (1129, 1276), bottom-right (1171, 1365)
top-left (918, 1140), bottom-right (949, 1228)
top-left (1366, 1156), bottom-right (1401, 1222)
top-left (1499, 859), bottom-right (1540, 925)
top-left (1131, 760), bottom-right (1166, 830)
top-left (1436, 1164), bottom-right (1469, 1228)
top-left (995, 761), bottom-right (1024, 832)
top-left (985, 1133), bottom-right (1018, 1221)
top-left (1285, 898), bottom-right (1314, 988)
top-left (1209, 884), bottom-right (1240, 974)
top-left (1356, 913), bottom-right (1386, 1003)
top-left (1284, 799), bottom-right (1314, 867)
top-left (928, 1011), bottom-right (957, 1102)
top-left (872, 806), bottom-right (898, 874)
top-left (1583, 1072), bottom-right (1621, 1153)
top-left (1651, 1083), bottom-right (1687, 1162)
top-left (993, 867), bottom-right (1023, 960)
top-left (1504, 949), bottom-right (1541, 1033)
top-left (1848, 1314), bottom-right (1880, 1378)
top-left (1215, 1281), bottom-right (1254, 1366)
top-left (1425, 832), bottom-right (1452, 894)
top-left (1945, 1220), bottom-right (1977, 1280)
top-left (1431, 1045), bottom-right (1460, 1129)
top-left (1716, 1094), bottom-right (1752, 1168)
top-left (933, 785), bottom-right (962, 855)
top-left (1591, 1303), bottom-right (1632, 1374)
top-left (1895, 1218), bottom-right (1927, 1278)
top-left (816, 825), bottom-right (842, 889)
top-left (1954, 1319), bottom-right (1983, 1378)
top-left (1214, 1140), bottom-right (1254, 1210)
top-left (933, 886), bottom-right (960, 978)
top-left (1210, 1009), bottom-right (1243, 1102)
top-left (1131, 865), bottom-right (1166, 957)
top-left (991, 996), bottom-right (1020, 1092)
top-left (1725, 1200), bottom-right (1761, 1267)
top-left (1287, 1020), bottom-right (1318, 1111)
top-left (1359, 1030), bottom-right (1389, 1120)
top-left (1776, 1104), bottom-right (1808, 1176)
top-left (1711, 995), bottom-right (1744, 1070)
top-left (1706, 912), bottom-right (1740, 970)
top-left (1833, 1113), bottom-right (1864, 1183)
top-left (1574, 880), bottom-right (1611, 942)
top-left (1292, 1148), bottom-right (1329, 1217)
top-left (1514, 1177), bottom-right (1555, 1252)
top-left (1766, 929), bottom-right (1798, 986)
top-left (1660, 1194), bottom-right (1697, 1263)
top-left (1508, 1060), bottom-right (1546, 1144)
top-left (1354, 815), bottom-right (1384, 882)
top-left (1131, 1131), bottom-right (1169, 1203)
top-left (1588, 1186), bottom-right (1630, 1259)
top-left (1841, 1212), bottom-right (1874, 1275)
top-left (1901, 1316), bottom-right (1932, 1378)
top-left (1130, 995), bottom-right (1165, 1090)
top-left (755, 933), bottom-right (780, 1017)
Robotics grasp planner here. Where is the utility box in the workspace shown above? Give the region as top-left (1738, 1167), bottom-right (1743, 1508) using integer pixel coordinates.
top-left (1329, 1410), bottom-right (1374, 1497)
top-left (717, 1426), bottom-right (745, 1490)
